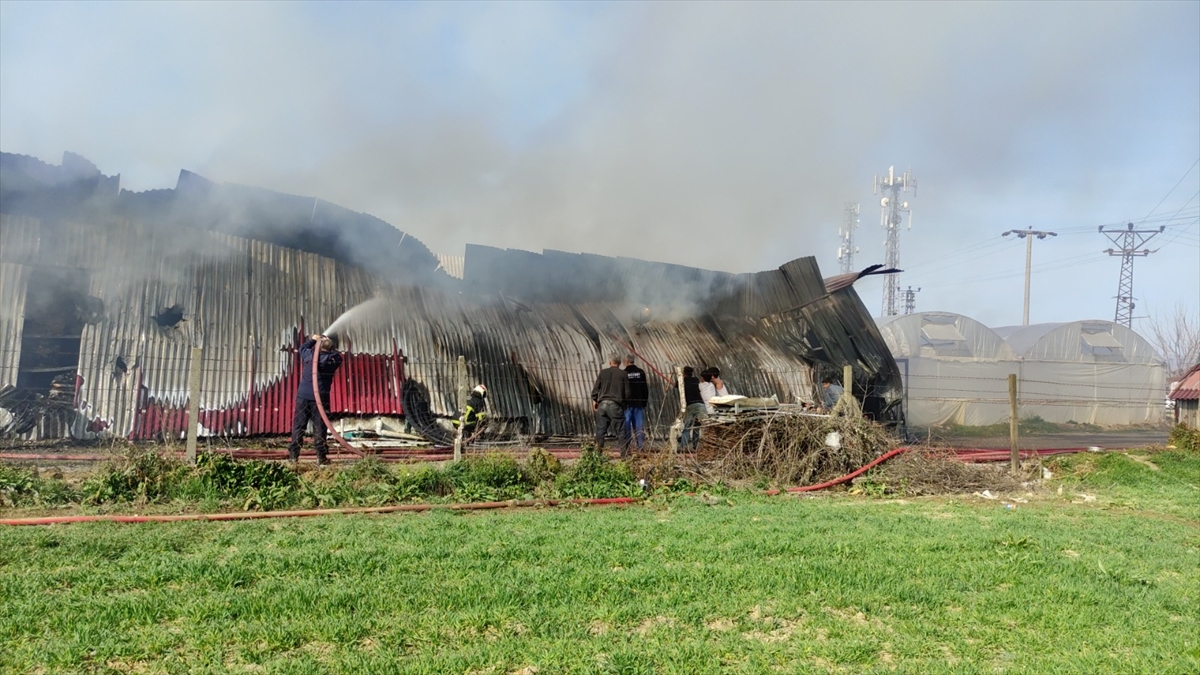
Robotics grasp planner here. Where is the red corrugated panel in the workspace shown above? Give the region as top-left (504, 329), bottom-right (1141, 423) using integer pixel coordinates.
top-left (130, 346), bottom-right (404, 439)
top-left (1170, 364), bottom-right (1200, 401)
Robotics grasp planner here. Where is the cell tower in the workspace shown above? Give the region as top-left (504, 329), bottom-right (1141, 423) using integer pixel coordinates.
top-left (902, 286), bottom-right (921, 315)
top-left (1099, 222), bottom-right (1164, 327)
top-left (874, 166), bottom-right (916, 316)
top-left (837, 202), bottom-right (860, 274)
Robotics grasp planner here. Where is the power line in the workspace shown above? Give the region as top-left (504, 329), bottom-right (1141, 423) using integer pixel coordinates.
top-left (1139, 158), bottom-right (1199, 225)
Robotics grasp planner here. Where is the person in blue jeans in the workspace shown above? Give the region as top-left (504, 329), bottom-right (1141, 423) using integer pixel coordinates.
top-left (622, 354), bottom-right (649, 454)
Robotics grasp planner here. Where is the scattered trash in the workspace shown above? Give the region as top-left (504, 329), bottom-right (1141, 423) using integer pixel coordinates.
top-left (1087, 446), bottom-right (1102, 453)
top-left (975, 490), bottom-right (997, 500)
top-left (824, 431), bottom-right (842, 449)
top-left (1012, 497), bottom-right (1029, 504)
top-left (1004, 503), bottom-right (1017, 510)
top-left (1042, 467), bottom-right (1053, 480)
top-left (1073, 493), bottom-right (1097, 502)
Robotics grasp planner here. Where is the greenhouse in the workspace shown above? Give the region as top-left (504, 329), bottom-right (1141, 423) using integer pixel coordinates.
top-left (877, 314), bottom-right (1167, 428)
top-left (994, 321), bottom-right (1166, 426)
top-left (876, 312), bottom-right (1017, 427)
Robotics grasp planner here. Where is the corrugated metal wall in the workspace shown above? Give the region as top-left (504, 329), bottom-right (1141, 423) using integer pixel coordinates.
top-left (1, 213), bottom-right (893, 442)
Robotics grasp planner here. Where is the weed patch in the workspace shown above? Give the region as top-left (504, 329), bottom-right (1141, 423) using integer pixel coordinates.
top-left (555, 445), bottom-right (638, 498)
top-left (0, 464), bottom-right (74, 507)
top-left (2, 447), bottom-right (640, 514)
top-left (1168, 424), bottom-right (1200, 453)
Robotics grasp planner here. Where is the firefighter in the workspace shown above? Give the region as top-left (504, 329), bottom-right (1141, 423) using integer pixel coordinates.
top-left (288, 334), bottom-right (343, 465)
top-left (454, 384), bottom-right (489, 440)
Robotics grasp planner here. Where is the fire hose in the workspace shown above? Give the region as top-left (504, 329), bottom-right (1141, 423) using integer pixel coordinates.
top-left (1, 444), bottom-right (1096, 526)
top-left (313, 338), bottom-right (364, 458)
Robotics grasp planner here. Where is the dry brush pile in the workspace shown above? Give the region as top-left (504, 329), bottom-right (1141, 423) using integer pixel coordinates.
top-left (865, 449), bottom-right (1026, 496)
top-left (682, 404), bottom-right (896, 487)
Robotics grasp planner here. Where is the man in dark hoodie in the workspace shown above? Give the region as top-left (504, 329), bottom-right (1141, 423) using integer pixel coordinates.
top-left (591, 354), bottom-right (629, 450)
top-left (288, 333), bottom-right (343, 465)
top-left (622, 354), bottom-right (649, 454)
top-left (679, 366), bottom-right (706, 450)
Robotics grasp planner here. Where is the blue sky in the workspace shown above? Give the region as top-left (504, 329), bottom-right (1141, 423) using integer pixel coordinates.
top-left (1, 1), bottom-right (1197, 331)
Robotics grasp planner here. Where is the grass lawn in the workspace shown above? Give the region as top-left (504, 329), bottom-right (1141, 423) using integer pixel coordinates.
top-left (1, 451), bottom-right (1197, 674)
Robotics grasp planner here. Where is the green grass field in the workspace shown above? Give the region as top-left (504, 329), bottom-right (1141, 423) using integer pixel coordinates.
top-left (1, 450), bottom-right (1197, 674)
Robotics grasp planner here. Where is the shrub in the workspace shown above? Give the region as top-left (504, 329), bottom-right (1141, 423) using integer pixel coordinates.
top-left (81, 449), bottom-right (188, 504)
top-left (555, 446), bottom-right (637, 498)
top-left (392, 465), bottom-right (452, 499)
top-left (0, 464), bottom-right (75, 507)
top-left (1168, 424), bottom-right (1200, 453)
top-left (195, 453), bottom-right (300, 510)
top-left (447, 453), bottom-right (530, 491)
top-left (338, 455), bottom-right (395, 483)
top-left (523, 448), bottom-right (562, 483)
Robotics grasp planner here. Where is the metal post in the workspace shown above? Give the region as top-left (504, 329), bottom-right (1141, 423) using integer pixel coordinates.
top-left (668, 366), bottom-right (685, 456)
top-left (1008, 373), bottom-right (1019, 474)
top-left (454, 355), bottom-right (467, 462)
top-left (185, 346), bottom-right (202, 465)
top-left (1023, 235), bottom-right (1033, 326)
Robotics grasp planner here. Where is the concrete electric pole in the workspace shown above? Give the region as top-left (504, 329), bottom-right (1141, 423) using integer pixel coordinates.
top-left (837, 202), bottom-right (860, 275)
top-left (1002, 229), bottom-right (1057, 326)
top-left (874, 167), bottom-right (916, 316)
top-left (1099, 222), bottom-right (1164, 327)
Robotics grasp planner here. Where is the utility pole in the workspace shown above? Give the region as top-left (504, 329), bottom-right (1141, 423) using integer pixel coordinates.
top-left (1002, 229), bottom-right (1057, 326)
top-left (1099, 222), bottom-right (1164, 328)
top-left (837, 202), bottom-right (860, 274)
top-left (902, 286), bottom-right (921, 315)
top-left (874, 166), bottom-right (915, 316)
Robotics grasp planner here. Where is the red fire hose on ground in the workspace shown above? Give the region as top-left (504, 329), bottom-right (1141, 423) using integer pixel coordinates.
top-left (312, 337), bottom-right (363, 458)
top-left (0, 444), bottom-right (1098, 526)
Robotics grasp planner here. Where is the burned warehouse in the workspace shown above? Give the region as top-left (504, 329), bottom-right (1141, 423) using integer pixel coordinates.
top-left (0, 152), bottom-right (904, 443)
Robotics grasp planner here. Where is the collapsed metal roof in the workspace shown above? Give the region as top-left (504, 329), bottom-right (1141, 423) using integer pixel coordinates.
top-left (0, 152), bottom-right (903, 442)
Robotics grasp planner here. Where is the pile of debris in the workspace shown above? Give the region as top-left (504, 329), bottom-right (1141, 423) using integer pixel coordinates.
top-left (682, 399), bottom-right (895, 487)
top-left (864, 449), bottom-right (1026, 495)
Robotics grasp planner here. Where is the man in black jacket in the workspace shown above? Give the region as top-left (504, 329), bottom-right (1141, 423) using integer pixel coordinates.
top-left (288, 334), bottom-right (343, 465)
top-left (590, 354), bottom-right (629, 451)
top-left (622, 355), bottom-right (649, 454)
top-left (679, 365), bottom-right (706, 450)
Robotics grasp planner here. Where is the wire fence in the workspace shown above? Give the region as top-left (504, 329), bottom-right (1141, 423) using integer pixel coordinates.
top-left (1, 344), bottom-right (1175, 445)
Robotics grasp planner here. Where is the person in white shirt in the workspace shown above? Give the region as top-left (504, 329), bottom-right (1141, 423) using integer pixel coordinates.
top-left (700, 367), bottom-right (732, 414)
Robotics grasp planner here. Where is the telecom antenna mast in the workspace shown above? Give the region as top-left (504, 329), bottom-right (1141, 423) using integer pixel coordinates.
top-left (874, 166), bottom-right (916, 316)
top-left (837, 202), bottom-right (861, 274)
top-left (1099, 222), bottom-right (1164, 327)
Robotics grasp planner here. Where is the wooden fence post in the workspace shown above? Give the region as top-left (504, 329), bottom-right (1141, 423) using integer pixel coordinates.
top-left (454, 355), bottom-right (467, 462)
top-left (1009, 373), bottom-right (1019, 474)
top-left (186, 346), bottom-right (202, 465)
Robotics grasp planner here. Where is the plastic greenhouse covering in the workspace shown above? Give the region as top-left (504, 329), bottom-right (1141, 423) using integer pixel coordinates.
top-left (877, 314), bottom-right (1166, 428)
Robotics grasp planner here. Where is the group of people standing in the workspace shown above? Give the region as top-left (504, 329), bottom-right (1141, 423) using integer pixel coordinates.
top-left (590, 354), bottom-right (649, 457)
top-left (591, 355), bottom-right (732, 454)
top-left (288, 331), bottom-right (842, 464)
top-left (677, 365), bottom-right (731, 450)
